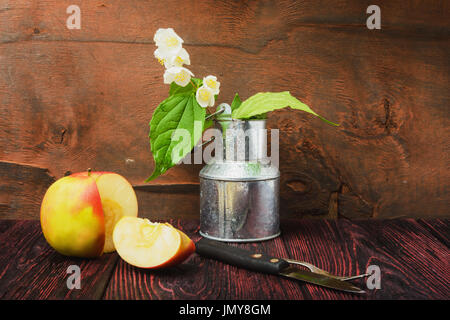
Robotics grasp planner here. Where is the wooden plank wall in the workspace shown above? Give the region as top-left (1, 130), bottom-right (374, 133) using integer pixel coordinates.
top-left (0, 0), bottom-right (449, 220)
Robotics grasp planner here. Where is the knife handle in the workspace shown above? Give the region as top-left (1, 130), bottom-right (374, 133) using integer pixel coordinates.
top-left (196, 238), bottom-right (289, 275)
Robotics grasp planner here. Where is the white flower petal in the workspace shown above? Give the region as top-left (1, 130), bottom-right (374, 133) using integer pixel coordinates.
top-left (203, 75), bottom-right (220, 95)
top-left (164, 48), bottom-right (191, 68)
top-left (196, 85), bottom-right (215, 108)
top-left (209, 94), bottom-right (216, 107)
top-left (154, 48), bottom-right (165, 59)
top-left (154, 48), bottom-right (169, 65)
top-left (163, 67), bottom-right (193, 87)
top-left (163, 69), bottom-right (175, 84)
top-left (153, 28), bottom-right (183, 55)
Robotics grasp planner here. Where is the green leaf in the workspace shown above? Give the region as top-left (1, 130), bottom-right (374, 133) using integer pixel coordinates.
top-left (191, 77), bottom-right (202, 88)
top-left (204, 118), bottom-right (213, 130)
top-left (231, 91), bottom-right (339, 126)
top-left (248, 113), bottom-right (267, 120)
top-left (169, 82), bottom-right (192, 96)
top-left (168, 77), bottom-right (202, 96)
top-left (146, 93), bottom-right (206, 181)
top-left (230, 93), bottom-right (242, 111)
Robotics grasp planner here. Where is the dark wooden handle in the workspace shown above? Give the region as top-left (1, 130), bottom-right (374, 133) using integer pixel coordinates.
top-left (195, 238), bottom-right (289, 275)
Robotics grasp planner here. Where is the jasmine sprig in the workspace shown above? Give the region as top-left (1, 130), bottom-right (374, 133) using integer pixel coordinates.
top-left (153, 28), bottom-right (220, 108)
top-left (147, 28), bottom-right (338, 182)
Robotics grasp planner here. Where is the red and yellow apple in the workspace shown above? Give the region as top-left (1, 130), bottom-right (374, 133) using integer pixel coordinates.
top-left (40, 171), bottom-right (138, 258)
top-left (113, 217), bottom-right (195, 268)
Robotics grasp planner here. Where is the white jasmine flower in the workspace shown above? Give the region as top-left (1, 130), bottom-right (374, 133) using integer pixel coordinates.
top-left (163, 66), bottom-right (194, 87)
top-left (203, 75), bottom-right (220, 95)
top-left (164, 48), bottom-right (190, 68)
top-left (154, 28), bottom-right (183, 56)
top-left (154, 48), bottom-right (167, 65)
top-left (196, 85), bottom-right (215, 108)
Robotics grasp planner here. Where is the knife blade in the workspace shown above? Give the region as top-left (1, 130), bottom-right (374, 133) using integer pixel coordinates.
top-left (196, 238), bottom-right (365, 294)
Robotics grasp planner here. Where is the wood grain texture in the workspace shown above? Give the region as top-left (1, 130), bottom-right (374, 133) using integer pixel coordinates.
top-left (103, 218), bottom-right (450, 300)
top-left (0, 220), bottom-right (118, 299)
top-left (135, 185), bottom-right (199, 220)
top-left (0, 161), bottom-right (55, 219)
top-left (0, 0), bottom-right (449, 219)
top-left (0, 219), bottom-right (448, 300)
top-left (417, 219), bottom-right (450, 248)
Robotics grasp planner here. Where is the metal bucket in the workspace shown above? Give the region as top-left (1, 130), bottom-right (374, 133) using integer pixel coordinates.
top-left (199, 119), bottom-right (280, 242)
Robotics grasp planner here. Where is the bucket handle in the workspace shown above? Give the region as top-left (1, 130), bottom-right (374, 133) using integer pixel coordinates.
top-left (205, 103), bottom-right (229, 121)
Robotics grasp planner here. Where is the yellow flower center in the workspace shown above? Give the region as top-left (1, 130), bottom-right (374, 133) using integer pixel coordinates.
top-left (165, 36), bottom-right (179, 48)
top-left (175, 72), bottom-right (187, 82)
top-left (199, 89), bottom-right (211, 100)
top-left (175, 56), bottom-right (184, 65)
top-left (158, 58), bottom-right (165, 66)
top-left (206, 79), bottom-right (217, 89)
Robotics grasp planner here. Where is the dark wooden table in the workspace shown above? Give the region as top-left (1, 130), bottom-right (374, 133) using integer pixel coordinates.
top-left (0, 218), bottom-right (448, 300)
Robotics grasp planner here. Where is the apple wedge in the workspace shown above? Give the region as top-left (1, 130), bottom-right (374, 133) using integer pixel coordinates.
top-left (113, 217), bottom-right (195, 268)
top-left (71, 171), bottom-right (138, 253)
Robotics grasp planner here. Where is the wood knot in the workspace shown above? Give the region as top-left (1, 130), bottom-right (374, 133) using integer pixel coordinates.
top-left (383, 98), bottom-right (397, 134)
top-left (286, 180), bottom-right (308, 193)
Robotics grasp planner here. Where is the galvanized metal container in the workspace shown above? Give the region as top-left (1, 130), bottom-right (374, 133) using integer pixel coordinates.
top-left (199, 119), bottom-right (280, 242)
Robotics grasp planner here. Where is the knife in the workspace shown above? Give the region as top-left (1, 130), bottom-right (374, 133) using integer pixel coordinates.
top-left (196, 238), bottom-right (365, 294)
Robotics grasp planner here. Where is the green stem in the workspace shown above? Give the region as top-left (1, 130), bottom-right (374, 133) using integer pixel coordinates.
top-left (190, 79), bottom-right (197, 90)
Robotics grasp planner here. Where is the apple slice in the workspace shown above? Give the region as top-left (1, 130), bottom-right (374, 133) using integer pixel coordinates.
top-left (71, 171), bottom-right (138, 253)
top-left (113, 217), bottom-right (195, 268)
top-left (94, 173), bottom-right (138, 253)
